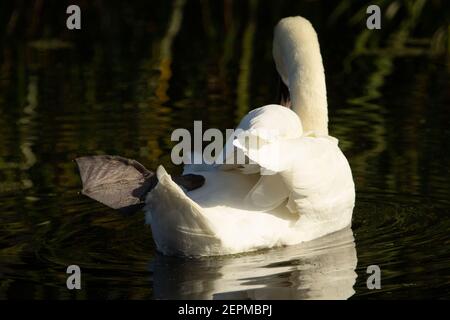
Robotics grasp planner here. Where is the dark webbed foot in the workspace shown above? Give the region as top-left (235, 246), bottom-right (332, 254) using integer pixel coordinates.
top-left (75, 155), bottom-right (205, 214)
top-left (173, 174), bottom-right (205, 191)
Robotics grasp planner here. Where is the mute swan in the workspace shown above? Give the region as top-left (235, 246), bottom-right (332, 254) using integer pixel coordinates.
top-left (76, 16), bottom-right (355, 257)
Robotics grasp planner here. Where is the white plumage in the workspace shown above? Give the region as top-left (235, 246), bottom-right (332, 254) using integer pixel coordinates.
top-left (144, 16), bottom-right (355, 256)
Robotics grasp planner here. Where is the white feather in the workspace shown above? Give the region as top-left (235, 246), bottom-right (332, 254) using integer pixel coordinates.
top-left (144, 16), bottom-right (355, 256)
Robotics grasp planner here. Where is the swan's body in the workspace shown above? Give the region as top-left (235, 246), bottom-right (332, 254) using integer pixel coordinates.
top-left (144, 17), bottom-right (355, 256)
top-left (146, 131), bottom-right (354, 256)
top-left (76, 16), bottom-right (355, 257)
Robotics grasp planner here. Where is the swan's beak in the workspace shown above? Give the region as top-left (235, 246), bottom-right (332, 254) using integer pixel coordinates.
top-left (276, 75), bottom-right (291, 108)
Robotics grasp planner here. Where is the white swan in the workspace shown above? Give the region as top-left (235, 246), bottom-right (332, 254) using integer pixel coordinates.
top-left (144, 16), bottom-right (355, 256)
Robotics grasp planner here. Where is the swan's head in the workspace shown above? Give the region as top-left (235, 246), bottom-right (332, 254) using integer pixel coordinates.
top-left (272, 16), bottom-right (328, 135)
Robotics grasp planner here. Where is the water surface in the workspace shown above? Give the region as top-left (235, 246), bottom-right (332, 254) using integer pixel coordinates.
top-left (1, 1), bottom-right (450, 299)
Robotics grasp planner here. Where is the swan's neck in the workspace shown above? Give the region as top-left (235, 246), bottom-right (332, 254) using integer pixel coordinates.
top-left (273, 17), bottom-right (328, 136)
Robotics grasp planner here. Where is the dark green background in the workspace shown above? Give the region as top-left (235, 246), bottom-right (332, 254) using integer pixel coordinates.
top-left (0, 0), bottom-right (449, 299)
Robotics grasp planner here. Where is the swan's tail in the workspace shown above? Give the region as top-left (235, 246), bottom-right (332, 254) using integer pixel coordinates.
top-left (144, 166), bottom-right (221, 256)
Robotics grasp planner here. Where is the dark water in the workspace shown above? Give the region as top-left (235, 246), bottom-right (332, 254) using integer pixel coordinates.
top-left (1, 1), bottom-right (450, 299)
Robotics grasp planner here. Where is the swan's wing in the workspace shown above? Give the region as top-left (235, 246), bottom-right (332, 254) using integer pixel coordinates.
top-left (240, 104), bottom-right (303, 135)
top-left (233, 131), bottom-right (293, 173)
top-left (234, 134), bottom-right (340, 175)
top-left (283, 137), bottom-right (354, 217)
top-left (214, 104), bottom-right (302, 169)
top-left (234, 135), bottom-right (354, 217)
top-left (75, 155), bottom-right (156, 213)
top-left (245, 174), bottom-right (289, 211)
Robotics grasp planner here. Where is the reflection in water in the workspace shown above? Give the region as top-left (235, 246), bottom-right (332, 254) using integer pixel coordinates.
top-left (151, 227), bottom-right (357, 299)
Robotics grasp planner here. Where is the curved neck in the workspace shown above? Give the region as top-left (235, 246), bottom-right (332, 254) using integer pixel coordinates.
top-left (273, 17), bottom-right (328, 136)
